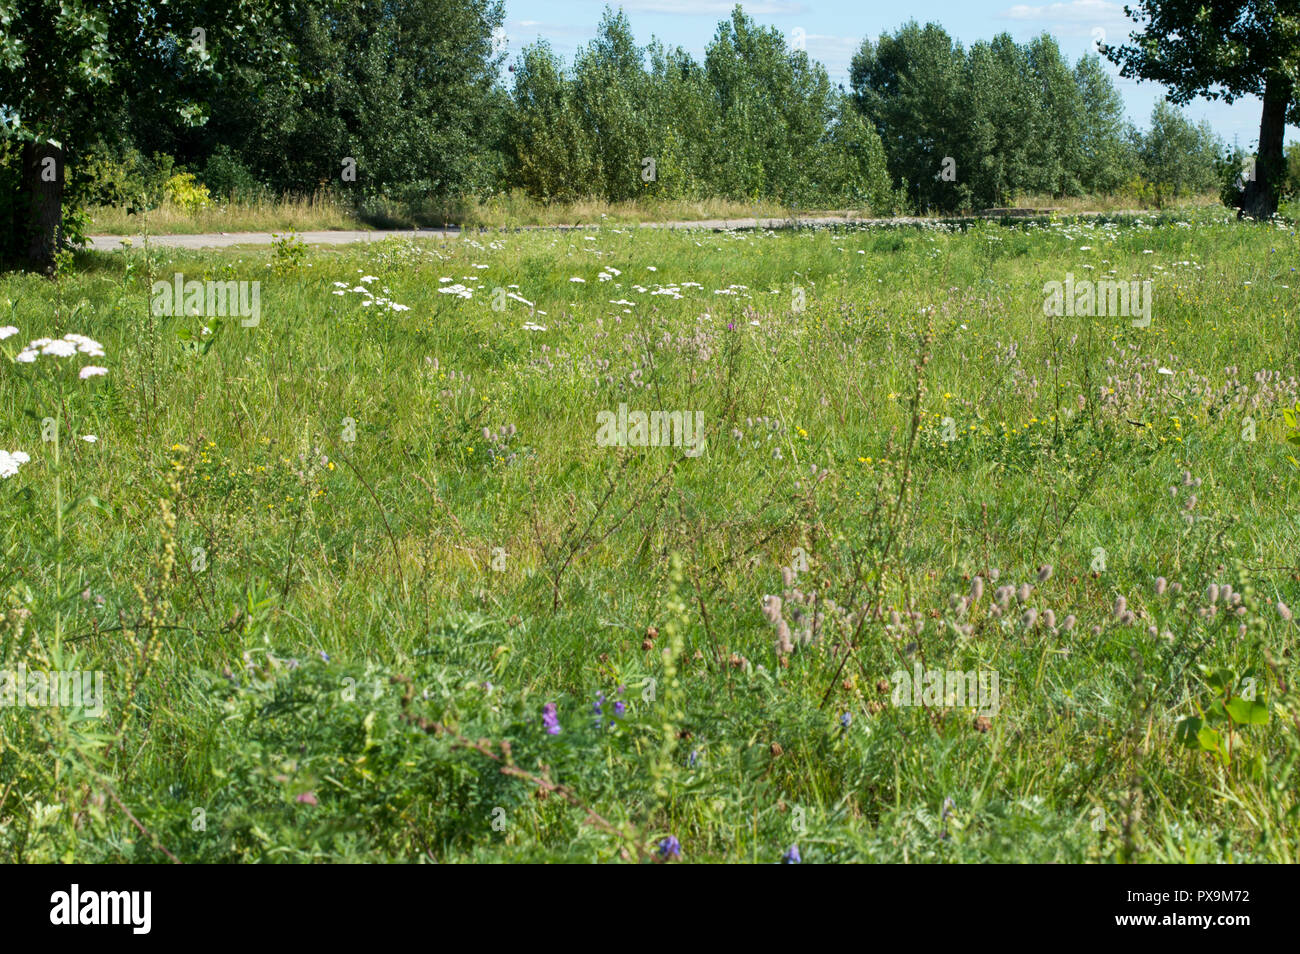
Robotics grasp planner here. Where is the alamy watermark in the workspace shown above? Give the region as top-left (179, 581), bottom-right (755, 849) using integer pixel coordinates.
top-left (891, 664), bottom-right (999, 717)
top-left (1, 665), bottom-right (104, 716)
top-left (1043, 274), bottom-right (1151, 327)
top-left (50, 885), bottom-right (150, 934)
top-left (151, 273), bottom-right (261, 326)
top-left (596, 404), bottom-right (704, 456)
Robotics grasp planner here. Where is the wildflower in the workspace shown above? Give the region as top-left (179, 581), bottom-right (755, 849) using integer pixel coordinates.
top-left (782, 845), bottom-right (802, 864)
top-left (1155, 577), bottom-right (1167, 595)
top-left (970, 576), bottom-right (984, 602)
top-left (774, 618), bottom-right (793, 654)
top-left (542, 702), bottom-right (561, 735)
top-left (79, 365), bottom-right (108, 379)
top-left (612, 700), bottom-right (626, 717)
top-left (296, 792), bottom-right (318, 805)
top-left (840, 712), bottom-right (851, 728)
top-left (1113, 595), bottom-right (1127, 619)
top-left (0, 450), bottom-right (30, 478)
top-left (1278, 601), bottom-right (1293, 623)
top-left (1062, 614), bottom-right (1077, 632)
top-left (81, 435), bottom-right (97, 443)
top-left (0, 326), bottom-right (17, 339)
top-left (42, 339), bottom-right (78, 357)
top-left (1037, 564), bottom-right (1053, 583)
top-left (658, 835), bottom-right (681, 858)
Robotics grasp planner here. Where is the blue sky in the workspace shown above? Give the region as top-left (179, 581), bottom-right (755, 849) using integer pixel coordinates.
top-left (497, 0), bottom-right (1289, 149)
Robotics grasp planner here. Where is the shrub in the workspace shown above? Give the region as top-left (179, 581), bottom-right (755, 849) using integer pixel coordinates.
top-left (202, 146), bottom-right (266, 201)
top-left (163, 173), bottom-right (212, 214)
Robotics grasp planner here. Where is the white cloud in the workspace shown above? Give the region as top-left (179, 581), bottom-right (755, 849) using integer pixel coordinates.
top-left (1001, 0), bottom-right (1125, 21)
top-left (604, 1), bottom-right (806, 14)
top-left (999, 0), bottom-right (1136, 40)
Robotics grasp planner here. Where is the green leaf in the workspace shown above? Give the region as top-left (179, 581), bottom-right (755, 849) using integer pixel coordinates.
top-left (1225, 697), bottom-right (1269, 725)
top-left (1204, 667), bottom-right (1233, 692)
top-left (1175, 715), bottom-right (1203, 747)
top-left (1196, 725), bottom-right (1223, 753)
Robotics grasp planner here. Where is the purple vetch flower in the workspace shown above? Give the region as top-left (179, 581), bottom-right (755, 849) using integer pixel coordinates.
top-left (839, 712), bottom-right (851, 728)
top-left (612, 700), bottom-right (626, 717)
top-left (542, 702), bottom-right (561, 735)
top-left (940, 797), bottom-right (955, 840)
top-left (319, 651), bottom-right (330, 663)
top-left (782, 845), bottom-right (801, 864)
top-left (658, 835), bottom-right (681, 858)
top-left (688, 749), bottom-right (698, 767)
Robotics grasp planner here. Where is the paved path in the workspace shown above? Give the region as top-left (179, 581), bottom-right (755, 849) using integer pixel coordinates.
top-left (85, 210), bottom-right (1144, 251)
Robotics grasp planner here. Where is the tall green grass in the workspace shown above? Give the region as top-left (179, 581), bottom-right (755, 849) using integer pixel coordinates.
top-left (2, 208), bottom-right (1298, 862)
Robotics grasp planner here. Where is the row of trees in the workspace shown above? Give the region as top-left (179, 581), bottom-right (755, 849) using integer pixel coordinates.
top-left (1, 1), bottom-right (1296, 272)
top-left (506, 10), bottom-right (896, 209)
top-left (850, 24), bottom-right (1137, 211)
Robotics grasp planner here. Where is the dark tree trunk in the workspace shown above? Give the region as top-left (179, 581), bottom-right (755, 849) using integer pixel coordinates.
top-left (21, 140), bottom-right (64, 275)
top-left (1239, 73), bottom-right (1292, 221)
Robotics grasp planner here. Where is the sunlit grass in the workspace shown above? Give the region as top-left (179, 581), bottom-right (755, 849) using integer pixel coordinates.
top-left (2, 209), bottom-right (1298, 862)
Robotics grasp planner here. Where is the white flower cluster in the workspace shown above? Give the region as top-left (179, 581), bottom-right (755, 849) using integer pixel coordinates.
top-left (331, 275), bottom-right (411, 311)
top-left (10, 333), bottom-right (107, 379)
top-left (0, 449), bottom-right (30, 479)
top-left (437, 282), bottom-right (474, 299)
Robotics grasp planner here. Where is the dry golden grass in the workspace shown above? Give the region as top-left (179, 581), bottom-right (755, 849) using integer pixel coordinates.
top-left (88, 191), bottom-right (809, 234)
top-left (87, 188), bottom-right (1228, 236)
top-left (88, 193), bottom-right (358, 234)
top-left (1009, 191), bottom-right (1221, 212)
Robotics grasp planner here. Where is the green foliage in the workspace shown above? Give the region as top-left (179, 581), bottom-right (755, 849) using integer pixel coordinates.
top-left (163, 174), bottom-right (213, 215)
top-left (850, 24), bottom-right (1139, 212)
top-left (506, 6), bottom-right (894, 210)
top-left (508, 43), bottom-right (598, 203)
top-left (1177, 665), bottom-right (1270, 768)
top-left (1101, 1), bottom-right (1298, 218)
top-left (209, 0), bottom-right (506, 200)
top-left (202, 146), bottom-right (266, 202)
top-left (270, 230), bottom-right (307, 274)
top-left (3, 212), bottom-right (1300, 862)
top-left (1133, 101), bottom-right (1223, 207)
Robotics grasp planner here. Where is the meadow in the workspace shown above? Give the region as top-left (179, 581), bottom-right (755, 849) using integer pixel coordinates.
top-left (1, 209), bottom-right (1298, 863)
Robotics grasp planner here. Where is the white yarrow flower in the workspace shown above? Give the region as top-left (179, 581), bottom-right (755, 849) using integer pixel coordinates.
top-left (0, 450), bottom-right (30, 478)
